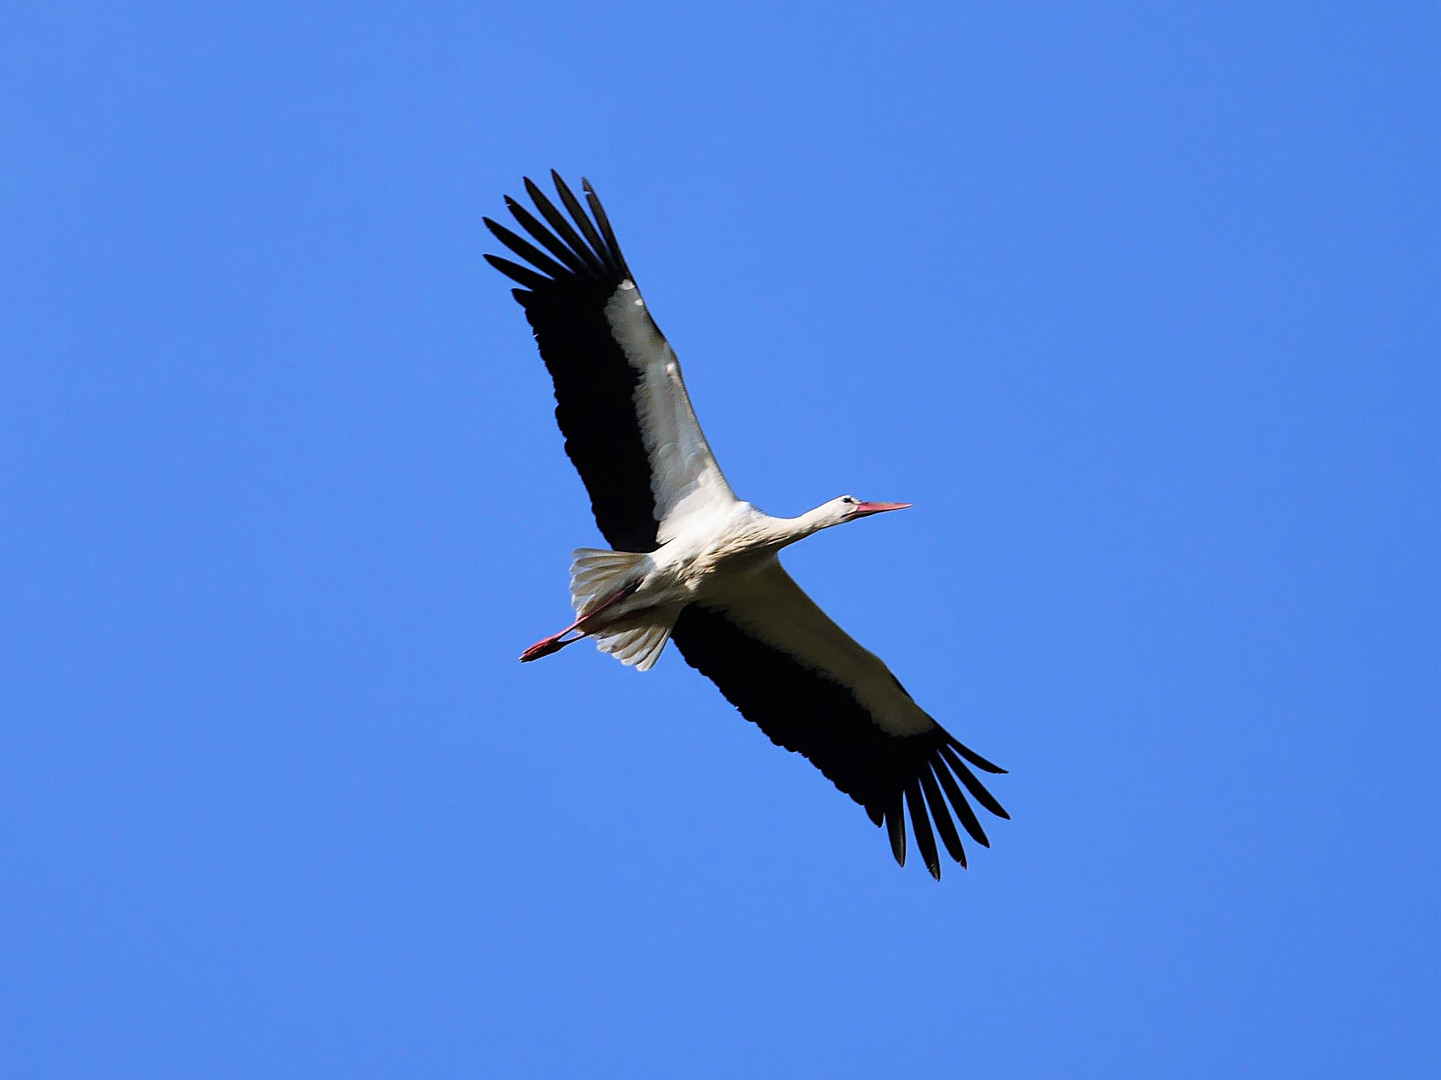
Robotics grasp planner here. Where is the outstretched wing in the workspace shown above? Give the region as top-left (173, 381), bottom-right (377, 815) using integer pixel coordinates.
top-left (485, 172), bottom-right (738, 553)
top-left (670, 561), bottom-right (1008, 880)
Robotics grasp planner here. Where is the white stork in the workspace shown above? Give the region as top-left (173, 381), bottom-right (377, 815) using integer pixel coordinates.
top-left (485, 173), bottom-right (1007, 879)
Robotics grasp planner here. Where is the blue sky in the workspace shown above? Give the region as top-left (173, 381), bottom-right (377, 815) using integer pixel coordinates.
top-left (2, 2), bottom-right (1436, 1076)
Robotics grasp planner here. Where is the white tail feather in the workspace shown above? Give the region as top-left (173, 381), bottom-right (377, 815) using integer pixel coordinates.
top-left (594, 618), bottom-right (678, 671)
top-left (569, 548), bottom-right (647, 615)
top-left (568, 548), bottom-right (677, 671)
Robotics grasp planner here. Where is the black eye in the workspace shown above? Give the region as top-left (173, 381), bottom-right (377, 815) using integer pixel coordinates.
top-left (843, 496), bottom-right (856, 504)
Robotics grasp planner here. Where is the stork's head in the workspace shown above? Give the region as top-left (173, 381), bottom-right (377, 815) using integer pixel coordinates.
top-left (827, 495), bottom-right (913, 525)
top-left (787, 495), bottom-right (911, 545)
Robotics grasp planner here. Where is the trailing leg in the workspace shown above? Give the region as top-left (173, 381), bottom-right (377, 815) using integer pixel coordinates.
top-left (519, 576), bottom-right (640, 663)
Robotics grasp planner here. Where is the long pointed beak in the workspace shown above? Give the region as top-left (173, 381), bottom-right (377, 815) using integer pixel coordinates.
top-left (850, 501), bottom-right (912, 518)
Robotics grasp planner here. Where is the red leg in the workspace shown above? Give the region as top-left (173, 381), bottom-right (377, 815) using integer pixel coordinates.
top-left (518, 579), bottom-right (640, 663)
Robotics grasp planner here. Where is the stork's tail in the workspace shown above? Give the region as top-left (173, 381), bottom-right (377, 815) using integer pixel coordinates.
top-left (569, 548), bottom-right (648, 615)
top-left (569, 549), bottom-right (677, 672)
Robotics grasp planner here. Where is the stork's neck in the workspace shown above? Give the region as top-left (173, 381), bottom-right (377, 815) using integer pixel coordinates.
top-left (770, 503), bottom-right (841, 547)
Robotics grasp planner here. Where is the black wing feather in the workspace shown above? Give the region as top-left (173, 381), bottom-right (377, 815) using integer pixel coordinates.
top-left (483, 219), bottom-right (572, 280)
top-left (933, 755), bottom-right (991, 848)
top-left (483, 253), bottom-right (552, 293)
top-left (941, 745), bottom-right (1012, 820)
top-left (885, 791), bottom-right (907, 867)
top-left (905, 778), bottom-right (941, 880)
top-left (921, 765), bottom-right (967, 867)
top-left (582, 178), bottom-right (630, 267)
top-left (948, 738), bottom-right (1008, 775)
top-left (670, 602), bottom-right (1007, 874)
top-left (506, 195), bottom-right (594, 275)
top-left (510, 193), bottom-right (599, 278)
top-left (485, 175), bottom-right (660, 553)
top-left (550, 172), bottom-right (611, 264)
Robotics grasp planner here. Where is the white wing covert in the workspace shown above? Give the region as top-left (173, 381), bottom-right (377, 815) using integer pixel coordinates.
top-left (603, 281), bottom-right (738, 540)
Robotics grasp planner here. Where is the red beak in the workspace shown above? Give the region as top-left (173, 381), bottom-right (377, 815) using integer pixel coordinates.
top-left (849, 501), bottom-right (912, 518)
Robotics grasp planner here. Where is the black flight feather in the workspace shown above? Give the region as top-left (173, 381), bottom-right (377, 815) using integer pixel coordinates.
top-left (932, 754), bottom-right (991, 847)
top-left (501, 198), bottom-right (592, 275)
top-left (483, 218), bottom-right (571, 281)
top-left (941, 745), bottom-right (1011, 820)
top-left (906, 777), bottom-right (941, 880)
top-left (921, 764), bottom-right (967, 867)
top-left (483, 253), bottom-right (552, 293)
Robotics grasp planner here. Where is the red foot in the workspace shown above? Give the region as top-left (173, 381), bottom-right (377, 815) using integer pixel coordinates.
top-left (520, 633), bottom-right (575, 663)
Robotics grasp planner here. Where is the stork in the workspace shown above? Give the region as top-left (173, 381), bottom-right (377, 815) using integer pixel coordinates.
top-left (484, 173), bottom-right (1008, 879)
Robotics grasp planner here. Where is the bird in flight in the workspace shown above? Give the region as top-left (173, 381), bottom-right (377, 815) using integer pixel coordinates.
top-left (484, 173), bottom-right (1007, 879)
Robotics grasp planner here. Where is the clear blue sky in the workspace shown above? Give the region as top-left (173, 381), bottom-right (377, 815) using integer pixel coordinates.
top-left (2, 2), bottom-right (1436, 1077)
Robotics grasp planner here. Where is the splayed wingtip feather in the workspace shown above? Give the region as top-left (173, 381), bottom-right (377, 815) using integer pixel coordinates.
top-left (905, 778), bottom-right (941, 880)
top-left (921, 764), bottom-right (967, 867)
